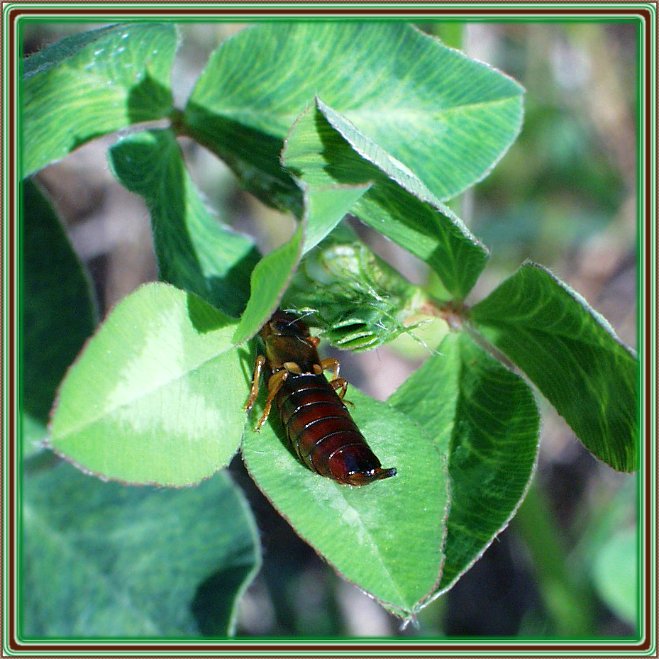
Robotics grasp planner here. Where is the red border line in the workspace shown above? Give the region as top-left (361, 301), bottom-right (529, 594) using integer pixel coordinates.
top-left (5, 4), bottom-right (654, 655)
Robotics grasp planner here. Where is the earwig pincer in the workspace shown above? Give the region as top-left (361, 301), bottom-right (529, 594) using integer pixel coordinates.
top-left (244, 311), bottom-right (397, 486)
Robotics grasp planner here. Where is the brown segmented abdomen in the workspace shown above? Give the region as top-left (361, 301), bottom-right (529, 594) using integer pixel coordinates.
top-left (245, 310), bottom-right (397, 486)
top-left (275, 373), bottom-right (396, 485)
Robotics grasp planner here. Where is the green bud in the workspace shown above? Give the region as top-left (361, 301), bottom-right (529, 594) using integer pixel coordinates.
top-left (282, 225), bottom-right (427, 351)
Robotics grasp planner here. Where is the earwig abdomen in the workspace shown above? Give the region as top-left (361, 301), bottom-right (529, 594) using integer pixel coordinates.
top-left (275, 373), bottom-right (395, 486)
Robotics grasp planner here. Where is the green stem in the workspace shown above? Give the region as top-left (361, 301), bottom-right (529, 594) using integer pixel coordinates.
top-left (168, 106), bottom-right (186, 134)
top-left (514, 480), bottom-right (596, 637)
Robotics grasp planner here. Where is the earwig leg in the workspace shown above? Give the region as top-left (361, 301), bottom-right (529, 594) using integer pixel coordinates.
top-left (244, 355), bottom-right (266, 413)
top-left (329, 377), bottom-right (349, 400)
top-left (321, 358), bottom-right (352, 404)
top-left (320, 357), bottom-right (341, 381)
top-left (329, 377), bottom-right (353, 406)
top-left (255, 369), bottom-right (289, 432)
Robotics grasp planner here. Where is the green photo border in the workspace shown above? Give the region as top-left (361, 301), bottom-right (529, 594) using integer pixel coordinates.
top-left (3, 2), bottom-right (655, 656)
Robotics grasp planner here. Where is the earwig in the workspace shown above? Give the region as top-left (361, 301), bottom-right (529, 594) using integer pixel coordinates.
top-left (244, 311), bottom-right (397, 486)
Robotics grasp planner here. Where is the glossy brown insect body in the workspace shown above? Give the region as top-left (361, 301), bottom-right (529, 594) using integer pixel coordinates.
top-left (245, 311), bottom-right (396, 486)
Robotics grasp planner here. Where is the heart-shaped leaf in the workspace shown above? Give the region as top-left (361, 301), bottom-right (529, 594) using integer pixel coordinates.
top-left (185, 22), bottom-right (523, 211)
top-left (22, 462), bottom-right (260, 637)
top-left (283, 100), bottom-right (488, 298)
top-left (389, 332), bottom-right (539, 594)
top-left (470, 262), bottom-right (638, 472)
top-left (49, 283), bottom-right (246, 486)
top-left (242, 387), bottom-right (449, 619)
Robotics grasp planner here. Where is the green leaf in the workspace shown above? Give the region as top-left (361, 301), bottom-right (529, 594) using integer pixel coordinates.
top-left (231, 223), bottom-right (305, 345)
top-left (283, 100), bottom-right (488, 298)
top-left (242, 388), bottom-right (449, 618)
top-left (389, 332), bottom-right (539, 594)
top-left (300, 183), bottom-right (370, 254)
top-left (109, 129), bottom-right (259, 317)
top-left (184, 22), bottom-right (523, 210)
top-left (22, 23), bottom-right (177, 177)
top-left (22, 462), bottom-right (260, 637)
top-left (470, 262), bottom-right (638, 472)
top-left (22, 180), bottom-right (97, 426)
top-left (49, 283), bottom-right (246, 486)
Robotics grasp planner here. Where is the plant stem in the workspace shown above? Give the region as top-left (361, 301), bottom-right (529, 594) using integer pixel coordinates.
top-left (514, 480), bottom-right (596, 637)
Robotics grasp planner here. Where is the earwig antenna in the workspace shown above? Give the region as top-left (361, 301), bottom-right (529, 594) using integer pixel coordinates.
top-left (281, 308), bottom-right (316, 328)
top-left (295, 309), bottom-right (317, 323)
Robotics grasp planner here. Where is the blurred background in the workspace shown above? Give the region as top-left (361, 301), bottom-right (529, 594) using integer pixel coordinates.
top-left (22, 21), bottom-right (638, 638)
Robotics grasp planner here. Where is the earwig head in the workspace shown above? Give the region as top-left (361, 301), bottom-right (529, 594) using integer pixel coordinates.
top-left (261, 310), bottom-right (319, 373)
top-left (262, 310), bottom-right (311, 340)
top-left (328, 446), bottom-right (397, 487)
